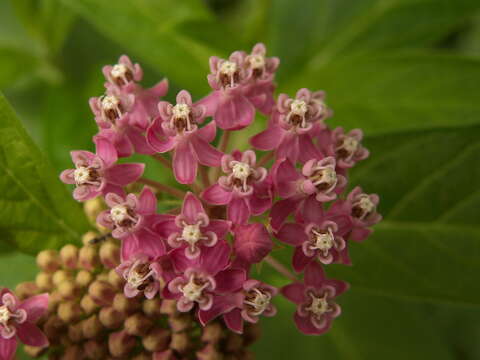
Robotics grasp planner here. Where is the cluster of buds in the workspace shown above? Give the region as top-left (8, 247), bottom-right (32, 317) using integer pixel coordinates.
top-left (50, 42), bottom-right (381, 358)
top-left (14, 231), bottom-right (259, 359)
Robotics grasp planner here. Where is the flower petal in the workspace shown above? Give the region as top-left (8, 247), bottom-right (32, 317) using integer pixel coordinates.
top-left (0, 337), bottom-right (17, 360)
top-left (198, 295), bottom-right (236, 326)
top-left (19, 294), bottom-right (49, 322)
top-left (250, 124), bottom-right (283, 150)
top-left (276, 223), bottom-right (307, 246)
top-left (200, 241), bottom-right (230, 274)
top-left (105, 163), bottom-right (145, 186)
top-left (137, 229), bottom-right (166, 258)
top-left (146, 118), bottom-right (176, 153)
top-left (205, 219), bottom-right (231, 239)
top-left (292, 246), bottom-right (312, 273)
top-left (173, 140), bottom-right (197, 184)
top-left (304, 261), bottom-right (326, 288)
top-left (17, 322), bottom-right (49, 347)
top-left (294, 311), bottom-right (330, 335)
top-left (191, 136), bottom-right (223, 167)
top-left (215, 95), bottom-right (254, 130)
top-left (94, 136), bottom-right (118, 167)
top-left (181, 192), bottom-right (205, 224)
top-left (214, 269), bottom-right (246, 293)
top-left (202, 184), bottom-right (232, 205)
top-left (224, 308), bottom-right (244, 334)
top-left (197, 121), bottom-right (217, 142)
top-left (137, 187), bottom-right (157, 214)
top-left (126, 128), bottom-right (155, 155)
top-left (281, 283), bottom-right (306, 305)
top-left (227, 197), bottom-right (250, 225)
top-left (234, 224), bottom-right (272, 264)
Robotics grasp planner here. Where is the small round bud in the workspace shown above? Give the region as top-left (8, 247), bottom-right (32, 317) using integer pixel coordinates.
top-left (142, 328), bottom-right (170, 352)
top-left (108, 330), bottom-right (136, 357)
top-left (142, 297), bottom-right (162, 317)
top-left (196, 344), bottom-right (223, 360)
top-left (88, 280), bottom-right (115, 305)
top-left (159, 299), bottom-right (177, 315)
top-left (95, 272), bottom-right (109, 282)
top-left (225, 333), bottom-right (244, 353)
top-left (84, 339), bottom-right (108, 359)
top-left (37, 250), bottom-right (61, 273)
top-left (113, 293), bottom-right (140, 314)
top-left (82, 314), bottom-right (104, 338)
top-left (60, 244), bottom-right (79, 269)
top-left (107, 269), bottom-right (125, 290)
top-left (47, 291), bottom-right (62, 312)
top-left (68, 322), bottom-right (84, 343)
top-left (84, 198), bottom-right (106, 224)
top-left (169, 332), bottom-right (190, 354)
top-left (80, 294), bottom-right (100, 315)
top-left (153, 350), bottom-right (177, 360)
top-left (15, 282), bottom-right (39, 300)
top-left (132, 352), bottom-right (152, 360)
top-left (82, 231), bottom-right (99, 246)
top-left (61, 344), bottom-right (83, 360)
top-left (201, 322), bottom-right (225, 344)
top-left (24, 345), bottom-right (47, 358)
top-left (99, 307), bottom-right (124, 329)
top-left (58, 301), bottom-right (82, 323)
top-left (52, 270), bottom-right (73, 287)
top-left (125, 313), bottom-right (153, 336)
top-left (58, 280), bottom-right (79, 300)
top-left (75, 270), bottom-right (94, 288)
top-left (100, 241), bottom-right (120, 268)
top-left (168, 314), bottom-right (191, 333)
top-left (44, 315), bottom-right (65, 342)
top-left (243, 323), bottom-right (261, 346)
top-left (35, 272), bottom-right (54, 291)
top-left (79, 245), bottom-right (100, 271)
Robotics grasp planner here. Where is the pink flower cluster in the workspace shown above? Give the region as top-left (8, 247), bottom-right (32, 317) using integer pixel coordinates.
top-left (60, 44), bottom-right (381, 338)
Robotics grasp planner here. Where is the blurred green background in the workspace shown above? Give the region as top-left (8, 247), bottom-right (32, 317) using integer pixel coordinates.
top-left (1, 0), bottom-right (480, 359)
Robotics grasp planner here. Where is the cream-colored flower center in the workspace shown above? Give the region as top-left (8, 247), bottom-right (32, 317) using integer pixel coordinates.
top-left (0, 306), bottom-right (11, 325)
top-left (311, 229), bottom-right (334, 253)
top-left (111, 64), bottom-right (128, 78)
top-left (220, 61), bottom-right (237, 76)
top-left (342, 136), bottom-right (359, 153)
top-left (249, 54), bottom-right (265, 69)
top-left (101, 95), bottom-right (120, 110)
top-left (172, 103), bottom-right (190, 118)
top-left (244, 288), bottom-right (271, 316)
top-left (306, 294), bottom-right (330, 316)
top-left (311, 167), bottom-right (337, 187)
top-left (181, 276), bottom-right (207, 302)
top-left (232, 162), bottom-right (251, 182)
top-left (357, 195), bottom-right (375, 214)
top-left (181, 224), bottom-right (202, 245)
top-left (290, 100), bottom-right (308, 115)
top-left (110, 205), bottom-right (128, 223)
top-left (74, 166), bottom-right (90, 184)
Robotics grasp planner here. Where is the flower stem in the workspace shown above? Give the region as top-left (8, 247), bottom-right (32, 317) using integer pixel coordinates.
top-left (151, 154), bottom-right (172, 169)
top-left (219, 130), bottom-right (231, 153)
top-left (264, 255), bottom-right (298, 282)
top-left (137, 177), bottom-right (186, 199)
top-left (257, 152), bottom-right (274, 168)
top-left (200, 166), bottom-right (211, 189)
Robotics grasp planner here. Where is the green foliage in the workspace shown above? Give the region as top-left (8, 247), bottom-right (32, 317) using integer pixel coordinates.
top-left (0, 93), bottom-right (89, 254)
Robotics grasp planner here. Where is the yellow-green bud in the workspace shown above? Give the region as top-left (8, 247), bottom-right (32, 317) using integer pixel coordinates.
top-left (43, 315), bottom-right (65, 342)
top-left (80, 294), bottom-right (100, 315)
top-left (84, 339), bottom-right (108, 359)
top-left (125, 313), bottom-right (153, 336)
top-left (47, 291), bottom-right (62, 312)
top-left (201, 322), bottom-right (225, 344)
top-left (169, 332), bottom-right (190, 354)
top-left (79, 245), bottom-right (100, 271)
top-left (159, 299), bottom-right (177, 315)
top-left (52, 270), bottom-right (73, 287)
top-left (84, 198), bottom-right (106, 225)
top-left (35, 272), bottom-right (54, 291)
top-left (100, 241), bottom-right (120, 269)
top-left (58, 280), bottom-right (79, 300)
top-left (225, 332), bottom-right (244, 353)
top-left (88, 280), bottom-right (115, 305)
top-left (68, 322), bottom-right (84, 343)
top-left (82, 231), bottom-right (98, 246)
top-left (15, 282), bottom-right (39, 300)
top-left (60, 344), bottom-right (83, 360)
top-left (59, 244), bottom-right (79, 269)
top-left (107, 269), bottom-right (125, 290)
top-left (132, 352), bottom-right (153, 360)
top-left (113, 293), bottom-right (140, 314)
top-left (142, 297), bottom-right (162, 317)
top-left (37, 250), bottom-right (61, 273)
top-left (82, 314), bottom-right (104, 339)
top-left (24, 345), bottom-right (47, 358)
top-left (168, 314), bottom-right (191, 333)
top-left (57, 301), bottom-right (82, 323)
top-left (196, 344), bottom-right (223, 360)
top-left (108, 330), bottom-right (136, 357)
top-left (99, 307), bottom-right (124, 329)
top-left (75, 270), bottom-right (93, 288)
top-left (142, 328), bottom-right (170, 352)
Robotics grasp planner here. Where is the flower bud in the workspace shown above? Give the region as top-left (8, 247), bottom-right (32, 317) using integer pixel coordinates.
top-left (75, 270), bottom-right (94, 288)
top-left (44, 315), bottom-right (65, 342)
top-left (47, 291), bottom-right (62, 312)
top-left (108, 330), bottom-right (136, 357)
top-left (58, 280), bottom-right (79, 300)
top-left (107, 268), bottom-right (125, 290)
top-left (133, 353), bottom-right (153, 360)
top-left (243, 323), bottom-right (261, 346)
top-left (82, 314), bottom-right (104, 338)
top-left (68, 322), bottom-right (84, 343)
top-left (82, 231), bottom-right (98, 246)
top-left (84, 197), bottom-right (106, 224)
top-left (159, 299), bottom-right (177, 315)
top-left (61, 344), bottom-right (83, 360)
top-left (88, 280), bottom-right (115, 305)
top-left (168, 314), bottom-right (191, 333)
top-left (225, 333), bottom-right (244, 353)
top-left (169, 332), bottom-right (190, 354)
top-left (24, 345), bottom-right (47, 358)
top-left (201, 322), bottom-right (225, 344)
top-left (58, 301), bottom-right (83, 323)
top-left (196, 344), bottom-right (223, 360)
top-left (142, 328), bottom-right (170, 352)
top-left (79, 245), bottom-right (100, 270)
top-left (52, 270), bottom-right (73, 287)
top-left (113, 293), bottom-right (141, 314)
top-left (60, 244), bottom-right (79, 269)
top-left (37, 250), bottom-right (61, 273)
top-left (80, 294), bottom-right (100, 315)
top-left (142, 297), bottom-right (162, 317)
top-left (36, 272), bottom-right (54, 291)
top-left (84, 339), bottom-right (108, 359)
top-left (15, 281), bottom-right (39, 300)
top-left (99, 307), bottom-right (124, 329)
top-left (153, 350), bottom-right (177, 360)
top-left (125, 313), bottom-right (153, 336)
top-left (100, 241), bottom-right (120, 269)
top-left (95, 272), bottom-right (109, 282)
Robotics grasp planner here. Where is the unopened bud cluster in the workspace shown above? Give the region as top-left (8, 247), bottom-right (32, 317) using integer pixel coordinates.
top-left (17, 229), bottom-right (258, 359)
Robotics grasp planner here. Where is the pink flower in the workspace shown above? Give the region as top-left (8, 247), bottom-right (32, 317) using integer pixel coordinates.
top-left (330, 186), bottom-right (382, 242)
top-left (60, 137), bottom-right (144, 202)
top-left (281, 262), bottom-right (348, 335)
top-left (270, 157), bottom-right (346, 230)
top-left (250, 88), bottom-right (330, 162)
top-left (276, 197), bottom-right (352, 272)
top-left (147, 90), bottom-right (223, 184)
top-left (234, 223), bottom-right (273, 264)
top-left (97, 187), bottom-right (166, 259)
top-left (202, 150), bottom-right (271, 224)
top-left (156, 192), bottom-right (230, 259)
top-left (198, 279), bottom-right (277, 334)
top-left (0, 289), bottom-right (48, 360)
top-left (115, 253), bottom-right (162, 299)
top-left (164, 242), bottom-right (244, 313)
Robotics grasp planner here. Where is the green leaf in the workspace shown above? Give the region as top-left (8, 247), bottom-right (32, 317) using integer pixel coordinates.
top-left (282, 53), bottom-right (480, 135)
top-left (267, 0), bottom-right (480, 78)
top-left (0, 92), bottom-right (90, 254)
top-left (59, 0), bottom-right (241, 96)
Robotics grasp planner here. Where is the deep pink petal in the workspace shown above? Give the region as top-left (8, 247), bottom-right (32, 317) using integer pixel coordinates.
top-left (198, 295), bottom-right (236, 326)
top-left (101, 184), bottom-right (125, 198)
top-left (227, 197), bottom-right (250, 225)
top-left (205, 219), bottom-right (231, 239)
top-left (294, 312), bottom-right (330, 335)
top-left (94, 137), bottom-right (118, 167)
top-left (297, 134), bottom-right (322, 163)
top-left (292, 246), bottom-right (312, 273)
top-left (200, 241), bottom-right (230, 274)
top-left (19, 294), bottom-right (49, 322)
top-left (304, 261), bottom-right (326, 288)
top-left (146, 118), bottom-right (176, 153)
top-left (191, 136), bottom-right (223, 167)
top-left (215, 95), bottom-right (254, 130)
top-left (137, 187), bottom-right (157, 214)
top-left (277, 132), bottom-right (299, 163)
top-left (181, 192), bottom-right (205, 224)
top-left (224, 308), bottom-right (244, 334)
top-left (126, 128), bottom-right (155, 155)
top-left (17, 322), bottom-right (49, 347)
top-left (120, 235), bottom-right (140, 261)
top-left (276, 224), bottom-right (307, 246)
top-left (281, 283), bottom-right (306, 305)
top-left (301, 195), bottom-right (324, 224)
top-left (202, 184), bottom-right (232, 205)
top-left (325, 279), bottom-right (350, 296)
top-left (250, 124), bottom-right (283, 150)
top-left (105, 163), bottom-right (145, 186)
top-left (196, 92), bottom-right (220, 117)
top-left (170, 248), bottom-right (200, 273)
top-left (197, 121), bottom-right (217, 142)
top-left (270, 198), bottom-right (299, 231)
top-left (173, 140), bottom-right (197, 184)
top-left (137, 229), bottom-right (166, 258)
top-left (234, 224), bottom-right (272, 264)
top-left (215, 269), bottom-right (246, 293)
top-left (350, 226), bottom-right (372, 242)
top-left (0, 337), bottom-right (17, 360)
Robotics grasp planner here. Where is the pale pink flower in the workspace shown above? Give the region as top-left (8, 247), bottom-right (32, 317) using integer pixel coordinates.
top-left (115, 254), bottom-right (162, 299)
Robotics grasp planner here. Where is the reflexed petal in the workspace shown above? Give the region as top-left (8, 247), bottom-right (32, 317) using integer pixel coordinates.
top-left (181, 192), bottom-right (205, 224)
top-left (197, 121), bottom-right (217, 142)
top-left (215, 95), bottom-right (254, 130)
top-left (294, 311), bottom-right (329, 335)
top-left (281, 283), bottom-right (306, 305)
top-left (173, 141), bottom-right (197, 184)
top-left (95, 136), bottom-right (118, 167)
top-left (105, 163), bottom-right (145, 186)
top-left (137, 187), bottom-right (157, 214)
top-left (202, 184), bottom-right (232, 205)
top-left (126, 128), bottom-right (155, 155)
top-left (234, 224), bottom-right (272, 264)
top-left (19, 294), bottom-right (49, 322)
top-left (0, 337), bottom-right (17, 360)
top-left (215, 269), bottom-right (246, 293)
top-left (17, 322), bottom-right (49, 347)
top-left (191, 136), bottom-right (223, 167)
top-left (276, 224), bottom-right (307, 246)
top-left (200, 241), bottom-right (230, 274)
top-left (146, 118), bottom-right (176, 153)
top-left (205, 219), bottom-right (231, 239)
top-left (250, 124), bottom-right (283, 150)
top-left (227, 197), bottom-right (250, 225)
top-left (224, 308), bottom-right (244, 334)
top-left (59, 169), bottom-right (75, 184)
top-left (304, 261), bottom-right (326, 288)
top-left (292, 246), bottom-right (312, 273)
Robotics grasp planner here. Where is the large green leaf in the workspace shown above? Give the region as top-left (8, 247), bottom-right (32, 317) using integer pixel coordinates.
top-left (59, 0), bottom-right (241, 96)
top-left (0, 92), bottom-right (89, 254)
top-left (265, 0), bottom-right (480, 79)
top-left (282, 53), bottom-right (480, 135)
